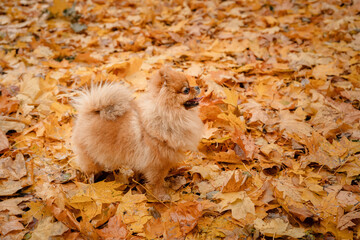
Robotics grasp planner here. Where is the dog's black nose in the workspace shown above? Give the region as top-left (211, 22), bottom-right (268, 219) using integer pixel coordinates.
top-left (194, 86), bottom-right (200, 94)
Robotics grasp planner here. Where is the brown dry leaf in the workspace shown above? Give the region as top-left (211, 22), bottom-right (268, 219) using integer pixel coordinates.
top-left (74, 53), bottom-right (102, 64)
top-left (254, 218), bottom-right (305, 238)
top-left (279, 110), bottom-right (313, 137)
top-left (241, 99), bottom-right (271, 125)
top-left (217, 111), bottom-right (246, 131)
top-left (107, 57), bottom-right (143, 78)
top-left (273, 178), bottom-right (302, 202)
top-left (0, 180), bottom-right (23, 196)
top-left (232, 129), bottom-right (257, 160)
top-left (0, 118), bottom-right (26, 134)
top-left (215, 192), bottom-right (255, 220)
top-left (167, 201), bottom-right (203, 235)
top-left (96, 215), bottom-right (128, 239)
top-left (144, 201), bottom-right (203, 239)
top-left (204, 79), bottom-right (226, 98)
top-left (91, 203), bottom-right (117, 228)
top-left (302, 133), bottom-right (355, 169)
top-left (288, 205), bottom-right (316, 223)
top-left (0, 217), bottom-right (24, 236)
top-left (312, 63), bottom-right (343, 80)
top-left (190, 164), bottom-right (220, 180)
top-left (0, 196), bottom-right (32, 215)
top-left (0, 130), bottom-right (9, 152)
top-left (0, 153), bottom-right (27, 180)
top-left (336, 191), bottom-right (358, 208)
top-left (0, 85), bottom-right (19, 115)
top-left (185, 63), bottom-right (203, 77)
top-left (31, 217), bottom-right (68, 240)
top-left (79, 218), bottom-right (99, 239)
top-left (144, 218), bottom-right (164, 239)
top-left (46, 198), bottom-right (81, 230)
top-left (213, 150), bottom-right (241, 164)
top-left (221, 170), bottom-right (251, 193)
top-left (337, 211), bottom-right (360, 230)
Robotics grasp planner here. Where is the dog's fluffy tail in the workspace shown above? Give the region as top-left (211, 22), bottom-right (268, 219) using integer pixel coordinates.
top-left (73, 83), bottom-right (133, 121)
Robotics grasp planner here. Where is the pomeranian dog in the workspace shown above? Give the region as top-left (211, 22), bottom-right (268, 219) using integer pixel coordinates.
top-left (72, 66), bottom-right (203, 200)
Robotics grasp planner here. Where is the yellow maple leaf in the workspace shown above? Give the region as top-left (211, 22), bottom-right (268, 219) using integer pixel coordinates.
top-left (214, 192), bottom-right (255, 220)
top-left (223, 88), bottom-right (238, 107)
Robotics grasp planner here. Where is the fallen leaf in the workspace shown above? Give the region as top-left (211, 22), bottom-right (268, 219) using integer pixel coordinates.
top-left (0, 180), bottom-right (23, 196)
top-left (0, 85), bottom-right (19, 114)
top-left (215, 192), bottom-right (255, 220)
top-left (69, 181), bottom-right (123, 219)
top-left (0, 153), bottom-right (27, 180)
top-left (0, 196), bottom-right (32, 215)
top-left (96, 215), bottom-right (128, 239)
top-left (288, 205), bottom-right (316, 223)
top-left (0, 130), bottom-right (9, 151)
top-left (0, 217), bottom-right (24, 235)
top-left (241, 99), bottom-right (271, 125)
top-left (221, 170), bottom-right (251, 193)
top-left (223, 88), bottom-right (239, 107)
top-left (144, 218), bottom-right (164, 239)
top-left (0, 119), bottom-right (26, 133)
top-left (336, 191), bottom-right (358, 208)
top-left (190, 164), bottom-right (220, 180)
top-left (337, 211), bottom-right (360, 230)
top-left (48, 0), bottom-right (70, 16)
top-left (185, 63), bottom-right (203, 77)
top-left (74, 53), bottom-right (102, 64)
top-left (115, 191), bottom-right (150, 233)
top-left (312, 63), bottom-right (343, 80)
top-left (213, 150), bottom-right (241, 164)
top-left (168, 201), bottom-right (203, 234)
top-left (33, 46), bottom-right (54, 59)
top-left (107, 58), bottom-right (143, 78)
top-left (22, 201), bottom-right (50, 223)
top-left (254, 218), bottom-right (305, 238)
top-left (279, 110), bottom-right (313, 137)
top-left (31, 217), bottom-right (68, 240)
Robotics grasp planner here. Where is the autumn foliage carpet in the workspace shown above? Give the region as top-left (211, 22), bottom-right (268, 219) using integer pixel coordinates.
top-left (0, 0), bottom-right (360, 239)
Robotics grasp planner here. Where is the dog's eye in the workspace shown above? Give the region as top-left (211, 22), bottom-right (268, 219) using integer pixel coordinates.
top-left (182, 87), bottom-right (190, 94)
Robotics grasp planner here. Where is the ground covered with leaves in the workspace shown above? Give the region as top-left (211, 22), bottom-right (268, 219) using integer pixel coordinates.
top-left (0, 0), bottom-right (360, 239)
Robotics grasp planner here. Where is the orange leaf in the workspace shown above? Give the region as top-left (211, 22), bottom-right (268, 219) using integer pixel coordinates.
top-left (0, 85), bottom-right (19, 115)
top-left (75, 53), bottom-right (102, 64)
top-left (0, 130), bottom-right (9, 152)
top-left (231, 129), bottom-right (257, 160)
top-left (96, 215), bottom-right (128, 239)
top-left (48, 0), bottom-right (70, 16)
top-left (144, 218), bottom-right (164, 239)
top-left (221, 170), bottom-right (251, 193)
top-left (168, 201), bottom-right (203, 235)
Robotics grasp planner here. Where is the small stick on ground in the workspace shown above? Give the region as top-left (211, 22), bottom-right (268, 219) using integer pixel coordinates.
top-left (132, 179), bottom-right (170, 209)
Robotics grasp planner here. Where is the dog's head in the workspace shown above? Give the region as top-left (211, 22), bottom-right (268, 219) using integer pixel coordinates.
top-left (149, 66), bottom-right (201, 110)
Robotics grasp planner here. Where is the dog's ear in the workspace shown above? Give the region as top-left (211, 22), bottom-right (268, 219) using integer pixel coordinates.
top-left (159, 66), bottom-right (172, 85)
top-left (149, 66), bottom-right (172, 92)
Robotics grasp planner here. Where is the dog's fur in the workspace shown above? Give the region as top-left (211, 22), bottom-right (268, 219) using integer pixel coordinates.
top-left (71, 67), bottom-right (203, 199)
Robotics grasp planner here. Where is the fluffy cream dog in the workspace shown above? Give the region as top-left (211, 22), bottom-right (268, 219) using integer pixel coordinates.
top-left (72, 67), bottom-right (203, 200)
